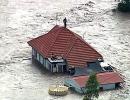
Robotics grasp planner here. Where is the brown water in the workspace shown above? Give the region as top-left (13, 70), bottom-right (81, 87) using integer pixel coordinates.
top-left (0, 0), bottom-right (130, 100)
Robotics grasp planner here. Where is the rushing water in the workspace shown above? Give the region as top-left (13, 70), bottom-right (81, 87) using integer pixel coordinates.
top-left (0, 0), bottom-right (130, 100)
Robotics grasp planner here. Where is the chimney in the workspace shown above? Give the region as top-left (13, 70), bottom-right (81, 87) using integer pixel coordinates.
top-left (63, 17), bottom-right (67, 28)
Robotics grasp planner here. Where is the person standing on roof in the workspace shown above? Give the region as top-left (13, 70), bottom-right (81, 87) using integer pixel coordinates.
top-left (63, 17), bottom-right (67, 28)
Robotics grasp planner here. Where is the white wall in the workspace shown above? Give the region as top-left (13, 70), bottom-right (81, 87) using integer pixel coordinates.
top-left (101, 84), bottom-right (115, 90)
top-left (45, 60), bottom-right (49, 70)
top-left (36, 53), bottom-right (40, 61)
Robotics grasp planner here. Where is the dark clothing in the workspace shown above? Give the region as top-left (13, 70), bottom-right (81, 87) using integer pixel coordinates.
top-left (63, 18), bottom-right (67, 28)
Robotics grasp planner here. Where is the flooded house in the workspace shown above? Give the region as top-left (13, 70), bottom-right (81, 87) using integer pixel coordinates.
top-left (27, 22), bottom-right (103, 74)
top-left (64, 72), bottom-right (124, 94)
top-left (27, 20), bottom-right (124, 93)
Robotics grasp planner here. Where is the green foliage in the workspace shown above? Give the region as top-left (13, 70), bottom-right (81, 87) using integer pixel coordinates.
top-left (83, 73), bottom-right (99, 100)
top-left (83, 96), bottom-right (89, 100)
top-left (118, 0), bottom-right (130, 12)
top-left (124, 0), bottom-right (130, 3)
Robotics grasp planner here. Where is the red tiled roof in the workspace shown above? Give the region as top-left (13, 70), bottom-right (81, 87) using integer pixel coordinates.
top-left (73, 72), bottom-right (124, 87)
top-left (28, 25), bottom-right (103, 67)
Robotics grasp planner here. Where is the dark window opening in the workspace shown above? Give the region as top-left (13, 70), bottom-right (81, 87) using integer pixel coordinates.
top-left (99, 87), bottom-right (103, 91)
top-left (69, 68), bottom-right (75, 75)
top-left (115, 83), bottom-right (121, 88)
top-left (63, 65), bottom-right (67, 73)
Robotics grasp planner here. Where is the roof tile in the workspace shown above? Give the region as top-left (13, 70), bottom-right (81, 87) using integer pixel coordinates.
top-left (28, 25), bottom-right (103, 67)
top-left (73, 72), bottom-right (124, 87)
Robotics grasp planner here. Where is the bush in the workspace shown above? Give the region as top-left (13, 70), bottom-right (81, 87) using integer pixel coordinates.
top-left (83, 96), bottom-right (89, 100)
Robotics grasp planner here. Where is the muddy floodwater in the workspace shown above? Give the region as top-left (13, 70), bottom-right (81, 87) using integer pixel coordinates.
top-left (0, 0), bottom-right (130, 100)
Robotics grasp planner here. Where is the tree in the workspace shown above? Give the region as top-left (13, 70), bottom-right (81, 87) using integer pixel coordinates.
top-left (123, 0), bottom-right (130, 3)
top-left (83, 73), bottom-right (99, 100)
top-left (118, 0), bottom-right (130, 12)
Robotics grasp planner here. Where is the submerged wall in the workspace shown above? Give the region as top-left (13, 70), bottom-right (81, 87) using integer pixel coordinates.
top-left (32, 48), bottom-right (67, 73)
top-left (100, 84), bottom-right (115, 90)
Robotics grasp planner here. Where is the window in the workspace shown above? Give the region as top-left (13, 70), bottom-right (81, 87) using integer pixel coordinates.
top-left (99, 87), bottom-right (103, 91)
top-left (58, 64), bottom-right (63, 72)
top-left (39, 55), bottom-right (43, 64)
top-left (37, 53), bottom-right (40, 61)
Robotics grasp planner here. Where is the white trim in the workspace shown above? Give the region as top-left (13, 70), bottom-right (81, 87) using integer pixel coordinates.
top-left (37, 53), bottom-right (40, 61)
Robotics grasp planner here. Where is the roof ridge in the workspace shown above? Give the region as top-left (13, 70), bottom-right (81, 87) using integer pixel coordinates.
top-left (47, 27), bottom-right (64, 56)
top-left (64, 35), bottom-right (77, 58)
